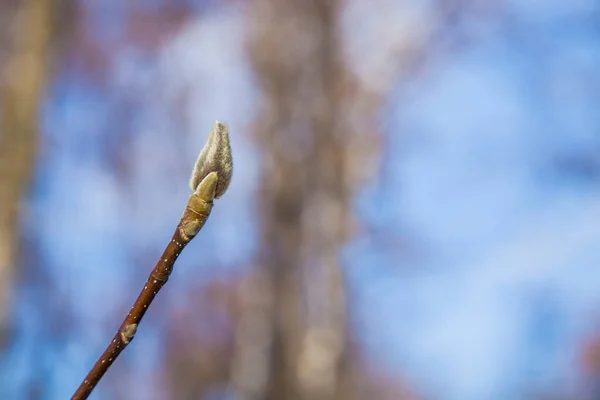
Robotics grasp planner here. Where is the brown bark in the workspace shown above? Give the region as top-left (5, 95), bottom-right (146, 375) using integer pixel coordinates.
top-left (72, 173), bottom-right (219, 400)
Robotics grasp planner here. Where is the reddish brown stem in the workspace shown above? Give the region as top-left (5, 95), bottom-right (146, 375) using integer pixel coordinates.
top-left (71, 173), bottom-right (218, 400)
top-left (71, 228), bottom-right (187, 399)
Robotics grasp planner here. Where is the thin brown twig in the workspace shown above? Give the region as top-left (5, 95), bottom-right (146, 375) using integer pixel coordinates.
top-left (71, 121), bottom-right (232, 400)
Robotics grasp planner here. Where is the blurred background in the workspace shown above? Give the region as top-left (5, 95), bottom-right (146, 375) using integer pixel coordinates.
top-left (0, 1), bottom-right (599, 399)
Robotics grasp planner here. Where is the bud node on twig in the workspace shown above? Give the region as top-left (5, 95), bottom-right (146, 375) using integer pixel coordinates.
top-left (121, 324), bottom-right (138, 344)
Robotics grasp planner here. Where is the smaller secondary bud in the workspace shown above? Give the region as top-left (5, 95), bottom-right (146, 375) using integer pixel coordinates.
top-left (121, 324), bottom-right (138, 344)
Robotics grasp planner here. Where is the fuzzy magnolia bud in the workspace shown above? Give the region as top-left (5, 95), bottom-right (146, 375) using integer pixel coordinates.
top-left (189, 121), bottom-right (233, 199)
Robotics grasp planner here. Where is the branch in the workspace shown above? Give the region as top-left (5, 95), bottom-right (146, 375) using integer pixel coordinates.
top-left (71, 121), bottom-right (233, 400)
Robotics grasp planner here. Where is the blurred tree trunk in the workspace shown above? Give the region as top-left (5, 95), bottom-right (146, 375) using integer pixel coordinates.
top-left (231, 1), bottom-right (381, 399)
top-left (0, 0), bottom-right (55, 343)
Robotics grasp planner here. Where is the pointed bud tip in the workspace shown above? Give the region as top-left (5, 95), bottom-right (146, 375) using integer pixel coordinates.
top-left (214, 120), bottom-right (227, 131)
